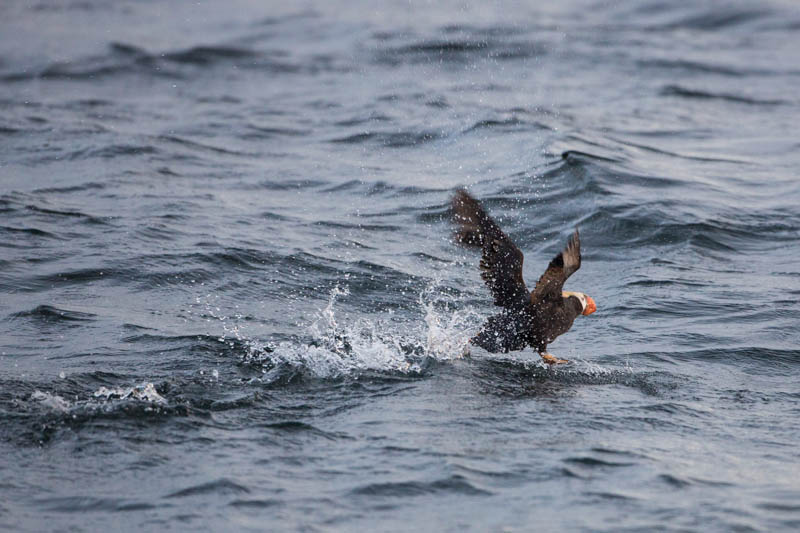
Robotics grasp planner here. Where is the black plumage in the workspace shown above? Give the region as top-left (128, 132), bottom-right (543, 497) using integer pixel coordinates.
top-left (452, 190), bottom-right (596, 364)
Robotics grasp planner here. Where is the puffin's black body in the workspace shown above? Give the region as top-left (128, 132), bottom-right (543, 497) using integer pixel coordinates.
top-left (452, 190), bottom-right (595, 364)
top-left (470, 296), bottom-right (584, 355)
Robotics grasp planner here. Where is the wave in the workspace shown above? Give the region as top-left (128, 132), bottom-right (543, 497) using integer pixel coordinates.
top-left (654, 7), bottom-right (771, 31)
top-left (372, 30), bottom-right (545, 66)
top-left (637, 58), bottom-right (761, 77)
top-left (330, 130), bottom-right (443, 148)
top-left (582, 209), bottom-right (798, 252)
top-left (351, 475), bottom-right (491, 498)
top-left (0, 40), bottom-right (344, 83)
top-left (239, 123), bottom-right (311, 140)
top-left (155, 134), bottom-right (257, 157)
top-left (607, 137), bottom-right (753, 165)
top-left (228, 498), bottom-right (283, 509)
top-left (68, 144), bottom-right (159, 160)
top-left (259, 421), bottom-right (350, 442)
top-left (23, 203), bottom-right (106, 222)
top-left (0, 225), bottom-right (59, 240)
top-left (31, 182), bottom-right (106, 195)
top-left (29, 267), bottom-right (129, 288)
top-left (560, 150), bottom-right (623, 164)
top-left (160, 45), bottom-right (258, 65)
top-left (10, 305), bottom-right (96, 323)
top-left (10, 244), bottom-right (427, 297)
top-left (527, 155), bottom-right (799, 252)
top-left (661, 84), bottom-right (785, 106)
top-left (166, 478), bottom-right (250, 499)
top-left (33, 496), bottom-right (158, 513)
top-left (0, 125), bottom-right (22, 135)
top-left (333, 113), bottom-right (393, 127)
top-left (241, 178), bottom-right (329, 191)
top-left (464, 117), bottom-right (550, 134)
top-left (564, 456), bottom-right (635, 468)
top-left (313, 220), bottom-right (402, 232)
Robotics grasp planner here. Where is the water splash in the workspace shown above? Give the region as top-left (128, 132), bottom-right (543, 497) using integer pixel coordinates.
top-left (30, 382), bottom-right (168, 415)
top-left (419, 282), bottom-right (480, 359)
top-left (209, 282), bottom-right (481, 381)
top-left (30, 390), bottom-right (72, 413)
top-left (94, 382), bottom-right (167, 405)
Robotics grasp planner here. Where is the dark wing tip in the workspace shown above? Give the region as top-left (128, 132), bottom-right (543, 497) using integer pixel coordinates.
top-left (451, 189), bottom-right (485, 247)
top-left (453, 188), bottom-right (471, 201)
top-left (532, 228), bottom-right (582, 301)
top-left (562, 227), bottom-right (582, 276)
top-left (566, 226), bottom-right (578, 240)
top-left (451, 188), bottom-right (479, 217)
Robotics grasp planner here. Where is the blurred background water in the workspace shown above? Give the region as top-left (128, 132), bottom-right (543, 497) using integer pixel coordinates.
top-left (1, 0), bottom-right (800, 531)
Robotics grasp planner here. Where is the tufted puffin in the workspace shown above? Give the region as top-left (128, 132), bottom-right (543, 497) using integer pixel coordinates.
top-left (451, 190), bottom-right (596, 365)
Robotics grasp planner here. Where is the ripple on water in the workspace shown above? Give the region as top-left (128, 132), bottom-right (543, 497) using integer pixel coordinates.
top-left (34, 496), bottom-right (159, 513)
top-left (351, 475), bottom-right (492, 499)
top-left (10, 304), bottom-right (97, 324)
top-left (165, 478), bottom-right (251, 499)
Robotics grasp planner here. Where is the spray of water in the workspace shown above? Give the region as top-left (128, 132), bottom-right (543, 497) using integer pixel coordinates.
top-left (215, 281), bottom-right (482, 380)
top-left (30, 382), bottom-right (168, 415)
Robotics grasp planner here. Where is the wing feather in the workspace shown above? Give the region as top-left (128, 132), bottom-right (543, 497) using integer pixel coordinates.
top-left (451, 190), bottom-right (529, 309)
top-left (531, 229), bottom-right (581, 303)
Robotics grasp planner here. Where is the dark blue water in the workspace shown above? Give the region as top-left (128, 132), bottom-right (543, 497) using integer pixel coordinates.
top-left (2, 0), bottom-right (800, 531)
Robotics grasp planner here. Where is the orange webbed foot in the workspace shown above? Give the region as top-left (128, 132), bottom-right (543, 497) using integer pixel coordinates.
top-left (540, 353), bottom-right (570, 365)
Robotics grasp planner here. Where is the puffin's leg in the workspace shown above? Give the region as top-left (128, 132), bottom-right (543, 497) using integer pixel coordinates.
top-left (539, 351), bottom-right (569, 365)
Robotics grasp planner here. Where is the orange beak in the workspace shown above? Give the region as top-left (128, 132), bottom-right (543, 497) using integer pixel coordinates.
top-left (583, 296), bottom-right (596, 316)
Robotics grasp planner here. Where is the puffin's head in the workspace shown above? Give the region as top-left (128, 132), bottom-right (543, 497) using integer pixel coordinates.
top-left (562, 291), bottom-right (597, 316)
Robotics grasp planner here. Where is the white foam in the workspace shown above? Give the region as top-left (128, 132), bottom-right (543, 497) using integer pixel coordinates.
top-left (93, 382), bottom-right (167, 405)
top-left (419, 283), bottom-right (480, 360)
top-left (213, 282), bottom-right (481, 380)
top-left (30, 381), bottom-right (168, 416)
top-left (30, 390), bottom-right (72, 413)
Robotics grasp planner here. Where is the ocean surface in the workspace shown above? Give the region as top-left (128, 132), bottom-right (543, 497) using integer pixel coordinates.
top-left (2, 0), bottom-right (799, 531)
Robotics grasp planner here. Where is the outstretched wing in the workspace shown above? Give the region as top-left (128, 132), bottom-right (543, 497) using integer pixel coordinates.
top-left (531, 229), bottom-right (581, 303)
top-left (451, 189), bottom-right (529, 309)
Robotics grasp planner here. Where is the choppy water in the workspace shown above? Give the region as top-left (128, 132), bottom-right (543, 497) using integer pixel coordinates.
top-left (2, 0), bottom-right (800, 531)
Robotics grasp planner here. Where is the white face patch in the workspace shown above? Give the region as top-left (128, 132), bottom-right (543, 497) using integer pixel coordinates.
top-left (562, 291), bottom-right (587, 312)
